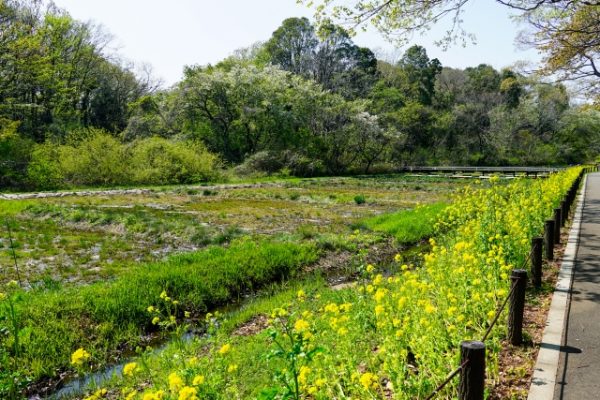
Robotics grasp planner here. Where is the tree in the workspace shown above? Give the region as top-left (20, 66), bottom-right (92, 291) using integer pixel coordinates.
top-left (500, 69), bottom-right (523, 109)
top-left (521, 3), bottom-right (600, 94)
top-left (264, 17), bottom-right (318, 76)
top-left (0, 0), bottom-right (150, 140)
top-left (264, 18), bottom-right (378, 99)
top-left (180, 64), bottom-right (317, 163)
top-left (300, 0), bottom-right (600, 96)
top-left (397, 45), bottom-right (442, 105)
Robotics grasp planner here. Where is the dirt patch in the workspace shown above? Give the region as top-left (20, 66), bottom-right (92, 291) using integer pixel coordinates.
top-left (233, 315), bottom-right (269, 336)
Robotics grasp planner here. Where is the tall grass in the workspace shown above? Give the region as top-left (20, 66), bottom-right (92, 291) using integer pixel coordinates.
top-left (361, 202), bottom-right (448, 243)
top-left (3, 238), bottom-right (319, 383)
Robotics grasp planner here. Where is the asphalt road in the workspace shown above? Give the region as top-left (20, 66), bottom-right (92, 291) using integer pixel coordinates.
top-left (555, 172), bottom-right (600, 399)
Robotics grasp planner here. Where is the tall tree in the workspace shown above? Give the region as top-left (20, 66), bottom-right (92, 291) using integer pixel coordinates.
top-left (264, 18), bottom-right (378, 98)
top-left (300, 0), bottom-right (600, 97)
top-left (264, 17), bottom-right (318, 76)
top-left (397, 45), bottom-right (442, 105)
top-left (521, 3), bottom-right (600, 94)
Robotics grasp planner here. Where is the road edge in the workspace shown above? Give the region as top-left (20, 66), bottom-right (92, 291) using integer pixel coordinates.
top-left (527, 174), bottom-right (587, 399)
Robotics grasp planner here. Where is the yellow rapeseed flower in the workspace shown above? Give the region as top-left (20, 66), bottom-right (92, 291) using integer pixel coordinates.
top-left (299, 366), bottom-right (311, 385)
top-left (192, 375), bottom-right (205, 385)
top-left (424, 304), bottom-right (437, 314)
top-left (324, 303), bottom-right (339, 314)
top-left (123, 362), bottom-right (137, 376)
top-left (83, 388), bottom-right (107, 400)
top-left (147, 306), bottom-right (155, 313)
top-left (178, 386), bottom-right (198, 400)
top-left (152, 317), bottom-right (160, 325)
top-left (372, 274), bottom-right (383, 285)
top-left (227, 364), bottom-right (238, 373)
top-left (70, 347), bottom-right (91, 366)
top-left (218, 343), bottom-right (231, 355)
top-left (359, 372), bottom-right (378, 390)
top-left (373, 288), bottom-right (387, 302)
top-left (125, 390), bottom-right (138, 400)
top-left (294, 319), bottom-right (310, 333)
top-left (142, 390), bottom-right (165, 400)
top-left (168, 372), bottom-right (183, 392)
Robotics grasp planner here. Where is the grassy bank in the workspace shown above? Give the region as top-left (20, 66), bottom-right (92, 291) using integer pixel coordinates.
top-left (0, 238), bottom-right (319, 396)
top-left (57, 168), bottom-right (582, 400)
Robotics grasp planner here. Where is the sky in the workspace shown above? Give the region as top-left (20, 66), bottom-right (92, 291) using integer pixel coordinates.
top-left (50, 0), bottom-right (542, 87)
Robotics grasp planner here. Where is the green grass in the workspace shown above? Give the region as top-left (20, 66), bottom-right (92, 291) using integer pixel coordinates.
top-left (60, 276), bottom-right (360, 400)
top-left (0, 175), bottom-right (467, 286)
top-left (0, 174), bottom-right (470, 397)
top-left (360, 202), bottom-right (448, 243)
top-left (3, 238), bottom-right (320, 386)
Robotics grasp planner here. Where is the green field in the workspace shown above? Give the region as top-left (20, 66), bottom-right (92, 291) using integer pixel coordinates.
top-left (0, 174), bottom-right (470, 398)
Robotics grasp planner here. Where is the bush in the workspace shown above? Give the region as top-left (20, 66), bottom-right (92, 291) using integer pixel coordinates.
top-left (234, 151), bottom-right (284, 176)
top-left (354, 194), bottom-right (366, 205)
top-left (235, 150), bottom-right (327, 178)
top-left (26, 143), bottom-right (65, 190)
top-left (129, 137), bottom-right (220, 184)
top-left (0, 119), bottom-right (34, 188)
top-left (27, 133), bottom-right (221, 188)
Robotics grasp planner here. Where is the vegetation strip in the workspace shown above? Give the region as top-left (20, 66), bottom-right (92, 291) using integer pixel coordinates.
top-left (0, 239), bottom-right (319, 397)
top-left (42, 168), bottom-right (581, 400)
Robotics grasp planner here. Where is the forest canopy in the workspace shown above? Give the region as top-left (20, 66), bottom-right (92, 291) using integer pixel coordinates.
top-left (1, 0), bottom-right (599, 190)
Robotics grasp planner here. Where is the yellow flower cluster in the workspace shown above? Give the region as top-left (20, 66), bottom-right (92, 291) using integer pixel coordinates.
top-left (123, 362), bottom-right (138, 376)
top-left (83, 388), bottom-right (107, 400)
top-left (101, 168), bottom-right (581, 399)
top-left (70, 347), bottom-right (91, 366)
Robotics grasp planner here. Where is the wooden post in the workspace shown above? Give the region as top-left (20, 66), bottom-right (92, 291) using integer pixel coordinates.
top-left (545, 220), bottom-right (554, 260)
top-left (459, 341), bottom-right (485, 400)
top-left (561, 200), bottom-right (567, 225)
top-left (553, 208), bottom-right (561, 245)
top-left (531, 237), bottom-right (543, 288)
top-left (508, 270), bottom-right (527, 345)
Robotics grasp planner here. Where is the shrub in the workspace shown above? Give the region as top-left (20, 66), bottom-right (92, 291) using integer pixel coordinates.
top-left (0, 119), bottom-right (34, 188)
top-left (354, 195), bottom-right (366, 205)
top-left (26, 134), bottom-right (221, 188)
top-left (129, 137), bottom-right (219, 184)
top-left (234, 151), bottom-right (284, 176)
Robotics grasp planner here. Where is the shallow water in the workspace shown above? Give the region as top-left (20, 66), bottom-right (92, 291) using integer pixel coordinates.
top-left (41, 242), bottom-right (427, 399)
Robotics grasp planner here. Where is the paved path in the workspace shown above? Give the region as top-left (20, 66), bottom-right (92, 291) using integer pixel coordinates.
top-left (554, 172), bottom-right (600, 399)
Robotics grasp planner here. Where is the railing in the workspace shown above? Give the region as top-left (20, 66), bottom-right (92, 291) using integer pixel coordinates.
top-left (399, 166), bottom-right (563, 176)
top-left (424, 165), bottom-right (595, 400)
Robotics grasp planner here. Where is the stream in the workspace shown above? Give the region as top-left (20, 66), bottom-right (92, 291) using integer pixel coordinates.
top-left (37, 241), bottom-right (427, 399)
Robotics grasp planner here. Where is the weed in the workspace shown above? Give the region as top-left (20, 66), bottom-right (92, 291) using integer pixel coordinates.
top-left (213, 226), bottom-right (242, 245)
top-left (353, 194), bottom-right (366, 205)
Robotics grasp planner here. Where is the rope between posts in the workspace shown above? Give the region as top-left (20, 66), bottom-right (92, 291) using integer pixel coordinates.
top-left (424, 359), bottom-right (470, 400)
top-left (424, 248), bottom-right (532, 399)
top-left (481, 249), bottom-right (531, 342)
